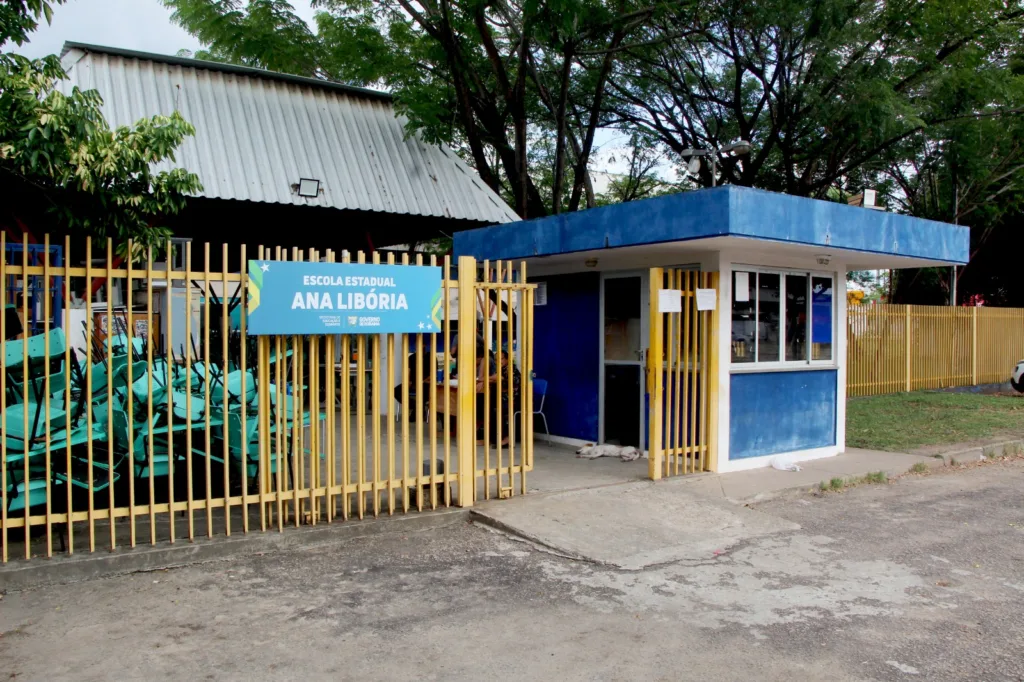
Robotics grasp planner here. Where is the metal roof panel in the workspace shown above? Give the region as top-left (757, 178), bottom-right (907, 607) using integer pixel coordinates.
top-left (58, 43), bottom-right (519, 224)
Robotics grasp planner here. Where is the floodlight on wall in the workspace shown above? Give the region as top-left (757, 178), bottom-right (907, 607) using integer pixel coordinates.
top-left (816, 254), bottom-right (832, 266)
top-left (297, 178), bottom-right (321, 198)
top-left (584, 258), bottom-right (599, 268)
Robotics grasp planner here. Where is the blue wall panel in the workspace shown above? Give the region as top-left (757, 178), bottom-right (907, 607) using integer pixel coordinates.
top-left (730, 370), bottom-right (837, 459)
top-left (533, 273), bottom-right (600, 441)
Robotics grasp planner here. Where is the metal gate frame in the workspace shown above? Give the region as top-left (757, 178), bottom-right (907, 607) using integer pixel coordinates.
top-left (0, 241), bottom-right (532, 562)
top-left (646, 269), bottom-right (720, 479)
top-left (467, 259), bottom-right (535, 501)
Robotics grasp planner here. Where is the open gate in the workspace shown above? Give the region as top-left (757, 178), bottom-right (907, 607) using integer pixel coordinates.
top-left (471, 261), bottom-right (535, 500)
top-left (646, 269), bottom-right (720, 478)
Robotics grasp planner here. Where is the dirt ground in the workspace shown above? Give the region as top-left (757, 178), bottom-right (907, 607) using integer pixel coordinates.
top-left (2, 459), bottom-right (1023, 681)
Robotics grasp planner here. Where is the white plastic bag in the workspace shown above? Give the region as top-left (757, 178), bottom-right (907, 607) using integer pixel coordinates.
top-left (771, 455), bottom-right (801, 472)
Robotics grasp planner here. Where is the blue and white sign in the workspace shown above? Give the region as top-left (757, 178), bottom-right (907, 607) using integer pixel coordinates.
top-left (247, 260), bottom-right (443, 335)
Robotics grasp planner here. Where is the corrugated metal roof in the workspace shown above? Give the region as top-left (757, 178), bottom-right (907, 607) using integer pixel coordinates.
top-left (58, 42), bottom-right (519, 224)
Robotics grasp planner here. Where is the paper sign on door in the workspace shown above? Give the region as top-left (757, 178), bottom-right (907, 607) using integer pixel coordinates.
top-left (696, 289), bottom-right (717, 311)
top-left (734, 272), bottom-right (750, 302)
top-left (657, 289), bottom-right (682, 313)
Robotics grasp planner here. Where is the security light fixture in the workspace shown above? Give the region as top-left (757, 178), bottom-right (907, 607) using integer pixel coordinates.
top-left (816, 254), bottom-right (832, 266)
top-left (680, 141), bottom-right (753, 187)
top-left (584, 258), bottom-right (599, 268)
top-left (720, 140), bottom-right (752, 155)
top-left (297, 178), bottom-right (321, 198)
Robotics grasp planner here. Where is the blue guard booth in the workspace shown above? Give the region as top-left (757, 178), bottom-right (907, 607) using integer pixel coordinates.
top-left (453, 186), bottom-right (968, 473)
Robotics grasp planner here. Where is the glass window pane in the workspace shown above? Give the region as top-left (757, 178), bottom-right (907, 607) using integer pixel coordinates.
top-left (757, 273), bottom-right (780, 362)
top-left (811, 275), bottom-right (833, 361)
top-left (604, 276), bottom-right (642, 361)
top-left (785, 274), bottom-right (808, 362)
top-left (731, 271), bottom-right (755, 363)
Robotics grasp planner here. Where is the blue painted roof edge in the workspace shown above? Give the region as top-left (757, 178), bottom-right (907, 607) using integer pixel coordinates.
top-left (726, 186), bottom-right (968, 264)
top-left (453, 185), bottom-right (969, 264)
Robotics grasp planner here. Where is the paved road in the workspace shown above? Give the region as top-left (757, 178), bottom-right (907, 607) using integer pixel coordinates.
top-left (2, 459), bottom-right (1023, 681)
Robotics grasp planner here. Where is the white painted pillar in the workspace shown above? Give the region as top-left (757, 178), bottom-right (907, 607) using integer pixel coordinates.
top-left (715, 257), bottom-right (733, 472)
top-left (835, 269), bottom-right (848, 453)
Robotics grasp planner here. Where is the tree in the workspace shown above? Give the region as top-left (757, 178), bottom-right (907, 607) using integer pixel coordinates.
top-left (605, 0), bottom-right (1024, 196)
top-left (594, 134), bottom-right (680, 204)
top-left (0, 0), bottom-right (202, 251)
top-left (164, 0), bottom-right (1024, 305)
top-left (164, 0), bottom-right (675, 219)
top-left (887, 111), bottom-right (1024, 304)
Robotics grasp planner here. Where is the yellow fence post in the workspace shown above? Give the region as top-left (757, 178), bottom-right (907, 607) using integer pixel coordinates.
top-left (904, 305), bottom-right (912, 392)
top-left (971, 306), bottom-right (979, 386)
top-left (456, 256), bottom-right (477, 507)
top-left (648, 268), bottom-right (664, 480)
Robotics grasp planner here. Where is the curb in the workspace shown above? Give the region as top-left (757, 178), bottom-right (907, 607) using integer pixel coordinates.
top-left (935, 438), bottom-right (1024, 466)
top-left (468, 510), bottom-right (601, 565)
top-left (0, 507), bottom-right (469, 592)
top-left (727, 456), bottom-right (947, 504)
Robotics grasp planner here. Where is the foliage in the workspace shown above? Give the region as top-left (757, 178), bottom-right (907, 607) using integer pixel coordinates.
top-left (607, 0), bottom-right (1024, 197)
top-left (887, 104), bottom-right (1024, 304)
top-left (164, 0), bottom-right (675, 219)
top-left (0, 0), bottom-right (60, 47)
top-left (594, 135), bottom-right (682, 205)
top-left (169, 0), bottom-right (322, 74)
top-left (163, 0), bottom-right (1024, 303)
top-left (0, 0), bottom-right (201, 251)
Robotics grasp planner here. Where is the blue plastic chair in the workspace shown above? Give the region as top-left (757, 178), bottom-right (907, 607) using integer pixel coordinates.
top-left (515, 377), bottom-right (548, 435)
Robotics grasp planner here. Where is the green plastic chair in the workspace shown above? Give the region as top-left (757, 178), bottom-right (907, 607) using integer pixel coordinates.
top-left (60, 409), bottom-right (124, 494)
top-left (131, 403), bottom-right (226, 480)
top-left (5, 475), bottom-right (64, 514)
top-left (107, 333), bottom-right (144, 358)
top-left (3, 330), bottom-right (74, 447)
top-left (222, 410), bottom-right (268, 480)
top-left (211, 368), bottom-right (258, 407)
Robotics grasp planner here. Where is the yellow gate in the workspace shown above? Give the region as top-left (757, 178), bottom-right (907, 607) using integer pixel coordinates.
top-left (471, 260), bottom-right (535, 501)
top-left (646, 269), bottom-right (720, 478)
top-left (0, 235), bottom-right (531, 562)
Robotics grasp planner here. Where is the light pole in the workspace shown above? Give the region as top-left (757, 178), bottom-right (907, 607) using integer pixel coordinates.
top-left (680, 140), bottom-right (752, 187)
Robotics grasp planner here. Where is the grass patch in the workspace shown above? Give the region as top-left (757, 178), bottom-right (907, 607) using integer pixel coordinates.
top-left (847, 392), bottom-right (1024, 451)
top-left (860, 470), bottom-right (888, 484)
top-left (818, 471), bottom-right (889, 493)
top-left (909, 462), bottom-right (929, 474)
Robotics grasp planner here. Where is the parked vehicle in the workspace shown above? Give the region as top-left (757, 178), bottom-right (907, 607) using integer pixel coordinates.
top-left (1012, 360), bottom-right (1024, 393)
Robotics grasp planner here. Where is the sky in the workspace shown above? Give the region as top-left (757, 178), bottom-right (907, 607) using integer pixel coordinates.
top-left (15, 0), bottom-right (641, 177)
top-left (15, 0), bottom-right (318, 59)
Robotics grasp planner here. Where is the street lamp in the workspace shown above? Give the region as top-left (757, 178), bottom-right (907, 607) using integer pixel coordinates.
top-left (681, 140), bottom-right (752, 187)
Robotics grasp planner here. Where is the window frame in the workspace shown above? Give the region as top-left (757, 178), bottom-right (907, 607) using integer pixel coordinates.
top-left (730, 265), bottom-right (836, 371)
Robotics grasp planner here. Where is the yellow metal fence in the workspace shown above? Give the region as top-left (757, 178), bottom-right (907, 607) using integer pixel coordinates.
top-left (1, 235), bottom-right (532, 562)
top-left (847, 304), bottom-right (1024, 397)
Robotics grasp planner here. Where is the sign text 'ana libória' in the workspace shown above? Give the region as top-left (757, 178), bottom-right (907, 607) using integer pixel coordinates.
top-left (247, 261), bottom-right (443, 335)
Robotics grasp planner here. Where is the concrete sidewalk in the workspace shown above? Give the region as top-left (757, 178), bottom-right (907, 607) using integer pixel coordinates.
top-left (473, 482), bottom-right (799, 569)
top-left (674, 447), bottom-right (944, 502)
top-left (471, 447), bottom-right (944, 568)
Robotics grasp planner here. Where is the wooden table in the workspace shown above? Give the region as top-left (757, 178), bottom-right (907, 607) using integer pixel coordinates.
top-left (432, 379), bottom-right (459, 416)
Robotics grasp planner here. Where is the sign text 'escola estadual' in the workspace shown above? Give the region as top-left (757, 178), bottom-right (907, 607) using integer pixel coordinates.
top-left (247, 260), bottom-right (443, 335)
